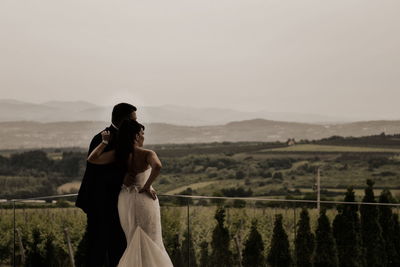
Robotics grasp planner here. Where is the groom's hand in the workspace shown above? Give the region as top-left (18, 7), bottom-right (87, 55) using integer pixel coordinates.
top-left (139, 187), bottom-right (157, 200)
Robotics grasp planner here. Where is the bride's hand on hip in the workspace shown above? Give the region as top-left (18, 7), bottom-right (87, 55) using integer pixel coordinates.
top-left (139, 187), bottom-right (157, 200)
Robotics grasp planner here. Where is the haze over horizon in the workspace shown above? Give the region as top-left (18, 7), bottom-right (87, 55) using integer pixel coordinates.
top-left (1, 98), bottom-right (400, 124)
top-left (1, 0), bottom-right (399, 119)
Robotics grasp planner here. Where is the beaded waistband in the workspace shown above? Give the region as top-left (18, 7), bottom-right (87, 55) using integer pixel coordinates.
top-left (121, 184), bottom-right (142, 193)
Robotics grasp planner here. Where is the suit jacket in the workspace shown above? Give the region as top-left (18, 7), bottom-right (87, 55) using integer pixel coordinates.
top-left (75, 125), bottom-right (124, 214)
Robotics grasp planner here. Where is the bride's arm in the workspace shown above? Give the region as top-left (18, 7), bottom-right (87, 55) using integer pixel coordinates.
top-left (87, 130), bottom-right (115, 165)
top-left (139, 150), bottom-right (162, 199)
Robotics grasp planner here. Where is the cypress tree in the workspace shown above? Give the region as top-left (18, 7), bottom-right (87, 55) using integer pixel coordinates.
top-left (0, 225), bottom-right (9, 263)
top-left (332, 212), bottom-right (347, 266)
top-left (342, 187), bottom-right (362, 235)
top-left (378, 190), bottom-right (400, 267)
top-left (210, 207), bottom-right (232, 267)
top-left (242, 220), bottom-right (265, 267)
top-left (170, 234), bottom-right (184, 267)
top-left (333, 187), bottom-right (363, 267)
top-left (182, 230), bottom-right (198, 267)
top-left (344, 187), bottom-right (365, 267)
top-left (75, 226), bottom-right (88, 267)
top-left (360, 180), bottom-right (386, 267)
top-left (295, 208), bottom-right (314, 267)
top-left (25, 227), bottom-right (45, 267)
top-left (267, 214), bottom-right (291, 267)
top-left (199, 241), bottom-right (209, 267)
top-left (43, 233), bottom-right (57, 267)
top-left (392, 214), bottom-right (400, 261)
top-left (313, 209), bottom-right (338, 267)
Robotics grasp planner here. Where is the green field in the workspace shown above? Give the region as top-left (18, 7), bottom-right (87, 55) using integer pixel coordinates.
top-left (3, 138), bottom-right (400, 203)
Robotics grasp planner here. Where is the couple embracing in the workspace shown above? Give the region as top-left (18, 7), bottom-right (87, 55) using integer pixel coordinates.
top-left (76, 103), bottom-right (173, 267)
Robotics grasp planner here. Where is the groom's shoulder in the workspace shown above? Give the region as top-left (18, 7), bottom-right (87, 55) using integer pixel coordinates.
top-left (91, 126), bottom-right (111, 139)
top-left (87, 126), bottom-right (110, 152)
top-left (90, 129), bottom-right (104, 143)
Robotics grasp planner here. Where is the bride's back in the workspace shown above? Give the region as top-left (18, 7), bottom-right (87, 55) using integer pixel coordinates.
top-left (123, 148), bottom-right (151, 186)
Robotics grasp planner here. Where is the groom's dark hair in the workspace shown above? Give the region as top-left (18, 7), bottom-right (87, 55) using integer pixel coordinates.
top-left (112, 103), bottom-right (137, 127)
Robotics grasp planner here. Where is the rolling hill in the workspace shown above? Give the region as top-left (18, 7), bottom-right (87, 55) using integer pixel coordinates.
top-left (1, 119), bottom-right (400, 149)
top-left (0, 99), bottom-right (365, 125)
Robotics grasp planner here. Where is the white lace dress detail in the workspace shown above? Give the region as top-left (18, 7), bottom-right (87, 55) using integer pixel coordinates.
top-left (117, 168), bottom-right (173, 267)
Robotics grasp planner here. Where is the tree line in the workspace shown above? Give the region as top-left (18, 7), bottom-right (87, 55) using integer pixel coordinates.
top-left (0, 151), bottom-right (85, 199)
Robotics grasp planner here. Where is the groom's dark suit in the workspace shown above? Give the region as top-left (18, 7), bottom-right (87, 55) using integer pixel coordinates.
top-left (76, 125), bottom-right (126, 267)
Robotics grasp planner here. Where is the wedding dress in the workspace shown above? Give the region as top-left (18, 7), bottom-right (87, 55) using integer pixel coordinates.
top-left (117, 168), bottom-right (173, 267)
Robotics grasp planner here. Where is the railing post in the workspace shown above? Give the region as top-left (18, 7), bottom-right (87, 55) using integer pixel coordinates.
top-left (317, 167), bottom-right (321, 212)
top-left (293, 204), bottom-right (297, 245)
top-left (13, 200), bottom-right (16, 267)
top-left (234, 234), bottom-right (243, 267)
top-left (16, 228), bottom-right (25, 265)
top-left (187, 198), bottom-right (190, 267)
top-left (64, 227), bottom-right (76, 267)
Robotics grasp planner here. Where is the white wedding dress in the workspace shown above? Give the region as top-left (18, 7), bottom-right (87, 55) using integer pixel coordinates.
top-left (117, 168), bottom-right (173, 267)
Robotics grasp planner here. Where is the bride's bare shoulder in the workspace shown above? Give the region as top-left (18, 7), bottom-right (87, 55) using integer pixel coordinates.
top-left (136, 147), bottom-right (157, 155)
top-left (144, 148), bottom-right (158, 156)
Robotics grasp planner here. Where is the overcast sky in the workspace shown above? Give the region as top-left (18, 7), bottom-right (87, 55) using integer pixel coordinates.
top-left (0, 0), bottom-right (399, 118)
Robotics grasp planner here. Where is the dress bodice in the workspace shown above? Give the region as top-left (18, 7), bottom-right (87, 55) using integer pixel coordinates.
top-left (132, 168), bottom-right (152, 187)
top-left (122, 168), bottom-right (152, 191)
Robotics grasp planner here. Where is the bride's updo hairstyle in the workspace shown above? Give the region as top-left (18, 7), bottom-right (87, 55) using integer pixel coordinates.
top-left (115, 119), bottom-right (145, 170)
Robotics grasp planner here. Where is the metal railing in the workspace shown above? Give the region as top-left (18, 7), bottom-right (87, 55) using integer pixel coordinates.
top-left (8, 192), bottom-right (400, 206)
top-left (2, 193), bottom-right (400, 267)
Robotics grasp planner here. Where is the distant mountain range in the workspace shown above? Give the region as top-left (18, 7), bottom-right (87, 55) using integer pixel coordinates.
top-left (1, 119), bottom-right (400, 150)
top-left (0, 99), bottom-right (368, 125)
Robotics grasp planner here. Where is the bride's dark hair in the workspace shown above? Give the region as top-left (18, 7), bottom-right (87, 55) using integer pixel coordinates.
top-left (115, 119), bottom-right (145, 170)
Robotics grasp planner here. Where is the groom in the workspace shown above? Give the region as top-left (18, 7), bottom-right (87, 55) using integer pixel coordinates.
top-left (76, 103), bottom-right (137, 267)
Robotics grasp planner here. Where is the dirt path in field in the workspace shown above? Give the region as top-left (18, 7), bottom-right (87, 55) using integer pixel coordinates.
top-left (165, 181), bottom-right (218, 195)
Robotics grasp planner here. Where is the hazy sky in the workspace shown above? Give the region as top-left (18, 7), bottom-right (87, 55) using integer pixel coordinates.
top-left (1, 0), bottom-right (399, 118)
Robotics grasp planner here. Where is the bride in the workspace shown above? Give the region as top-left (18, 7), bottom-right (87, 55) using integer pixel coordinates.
top-left (88, 119), bottom-right (173, 267)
